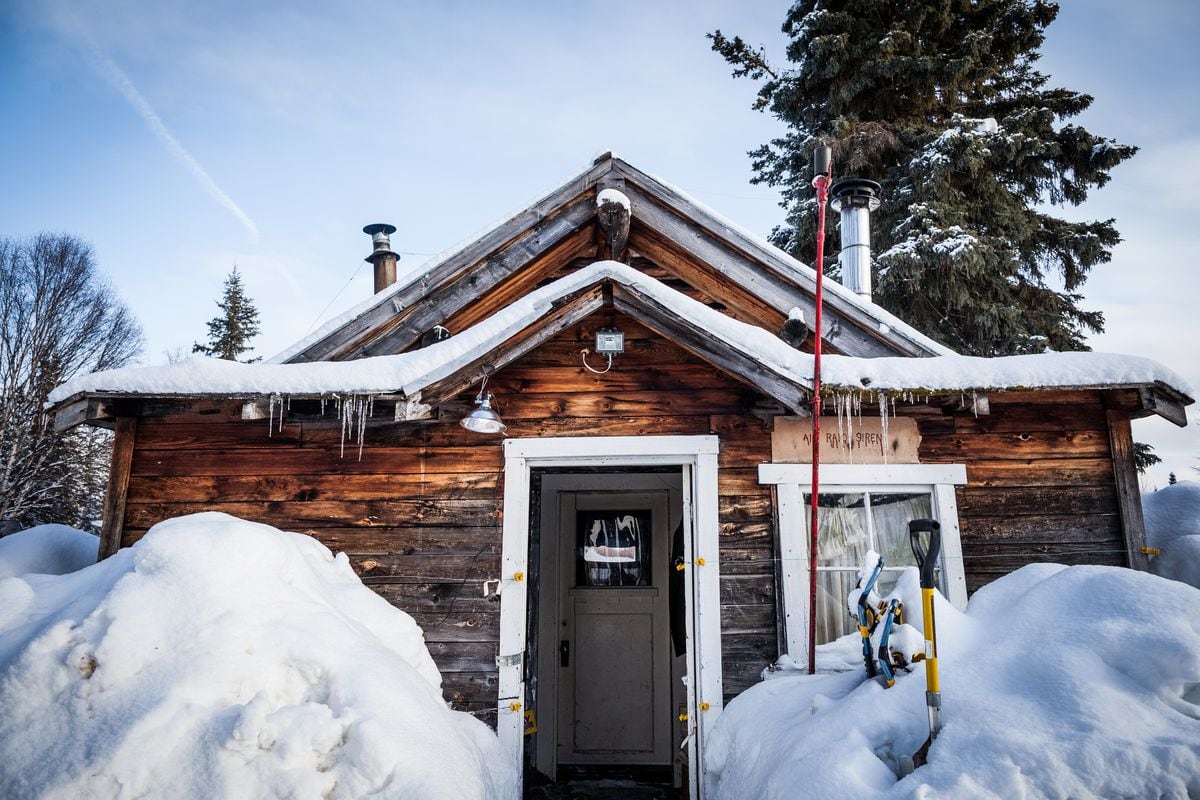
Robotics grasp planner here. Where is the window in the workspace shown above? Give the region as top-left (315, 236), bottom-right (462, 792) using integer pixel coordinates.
top-left (758, 464), bottom-right (968, 664)
top-left (576, 510), bottom-right (652, 586)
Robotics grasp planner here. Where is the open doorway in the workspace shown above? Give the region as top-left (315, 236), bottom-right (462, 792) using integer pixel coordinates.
top-left (497, 435), bottom-right (723, 800)
top-left (529, 471), bottom-right (684, 794)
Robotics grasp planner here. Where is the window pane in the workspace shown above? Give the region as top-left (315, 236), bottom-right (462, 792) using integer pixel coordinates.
top-left (867, 492), bottom-right (932, 569)
top-left (803, 493), bottom-right (871, 568)
top-left (816, 569), bottom-right (858, 643)
top-left (875, 569), bottom-right (903, 597)
top-left (576, 510), bottom-right (651, 586)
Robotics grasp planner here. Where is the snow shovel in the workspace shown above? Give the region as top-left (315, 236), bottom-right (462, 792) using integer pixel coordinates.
top-left (908, 518), bottom-right (942, 769)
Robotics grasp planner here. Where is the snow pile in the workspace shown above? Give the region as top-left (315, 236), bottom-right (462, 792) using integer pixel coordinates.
top-left (0, 513), bottom-right (517, 800)
top-left (596, 187), bottom-right (631, 210)
top-left (49, 262), bottom-right (1193, 405)
top-left (706, 564), bottom-right (1200, 799)
top-left (1144, 480), bottom-right (1200, 589)
top-left (0, 524), bottom-right (97, 578)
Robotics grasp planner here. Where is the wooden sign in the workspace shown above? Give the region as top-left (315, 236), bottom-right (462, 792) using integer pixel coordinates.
top-left (771, 416), bottom-right (921, 464)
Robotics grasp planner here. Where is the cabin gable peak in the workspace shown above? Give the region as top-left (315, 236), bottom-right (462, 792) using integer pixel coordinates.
top-left (272, 154), bottom-right (952, 366)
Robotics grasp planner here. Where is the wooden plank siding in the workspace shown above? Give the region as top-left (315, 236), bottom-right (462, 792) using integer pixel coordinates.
top-left (116, 312), bottom-right (1136, 717)
top-left (909, 390), bottom-right (1126, 593)
top-left (119, 311), bottom-right (780, 717)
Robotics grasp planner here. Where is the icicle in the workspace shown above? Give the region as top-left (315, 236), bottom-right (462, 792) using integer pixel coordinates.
top-left (268, 395), bottom-right (274, 437)
top-left (835, 391), bottom-right (847, 464)
top-left (338, 395), bottom-right (348, 458)
top-left (357, 394), bottom-right (370, 461)
top-left (878, 391), bottom-right (890, 466)
top-left (278, 394), bottom-right (285, 433)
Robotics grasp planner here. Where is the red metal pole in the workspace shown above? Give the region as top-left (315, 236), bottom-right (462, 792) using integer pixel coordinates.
top-left (808, 151), bottom-right (832, 675)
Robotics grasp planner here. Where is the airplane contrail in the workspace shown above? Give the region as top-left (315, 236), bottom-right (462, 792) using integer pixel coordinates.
top-left (86, 46), bottom-right (259, 240)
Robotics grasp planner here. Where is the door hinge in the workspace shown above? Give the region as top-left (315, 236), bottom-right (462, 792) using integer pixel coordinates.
top-left (496, 652), bottom-right (524, 669)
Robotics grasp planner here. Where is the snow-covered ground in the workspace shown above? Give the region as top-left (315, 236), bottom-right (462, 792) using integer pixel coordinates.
top-left (0, 513), bottom-right (517, 800)
top-left (4, 511), bottom-right (1198, 799)
top-left (0, 524), bottom-right (98, 579)
top-left (1144, 480), bottom-right (1200, 589)
top-left (706, 563), bottom-right (1200, 799)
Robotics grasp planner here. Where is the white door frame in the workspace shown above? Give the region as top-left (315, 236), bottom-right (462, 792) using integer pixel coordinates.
top-left (499, 436), bottom-right (723, 799)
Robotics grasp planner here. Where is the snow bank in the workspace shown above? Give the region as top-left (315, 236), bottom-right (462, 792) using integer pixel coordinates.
top-left (1144, 481), bottom-right (1200, 589)
top-left (0, 524), bottom-right (97, 578)
top-left (49, 262), bottom-right (1193, 405)
top-left (0, 513), bottom-right (517, 800)
top-left (706, 564), bottom-right (1200, 799)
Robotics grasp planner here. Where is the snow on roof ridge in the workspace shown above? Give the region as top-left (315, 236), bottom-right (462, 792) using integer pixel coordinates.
top-left (628, 165), bottom-right (957, 357)
top-left (50, 260), bottom-right (1193, 406)
top-left (272, 151), bottom-right (953, 367)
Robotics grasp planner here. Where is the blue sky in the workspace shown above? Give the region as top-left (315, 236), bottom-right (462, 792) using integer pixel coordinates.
top-left (1, 0), bottom-right (1197, 483)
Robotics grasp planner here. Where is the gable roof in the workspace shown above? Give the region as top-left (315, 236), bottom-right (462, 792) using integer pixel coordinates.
top-left (50, 261), bottom-right (1193, 427)
top-left (270, 153), bottom-right (955, 365)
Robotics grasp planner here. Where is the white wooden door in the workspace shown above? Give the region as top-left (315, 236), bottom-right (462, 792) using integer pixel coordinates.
top-left (557, 492), bottom-right (671, 765)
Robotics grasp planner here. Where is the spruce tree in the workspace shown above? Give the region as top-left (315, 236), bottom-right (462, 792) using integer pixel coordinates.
top-left (1133, 441), bottom-right (1161, 475)
top-left (711, 1), bottom-right (1135, 355)
top-left (193, 266), bottom-right (261, 362)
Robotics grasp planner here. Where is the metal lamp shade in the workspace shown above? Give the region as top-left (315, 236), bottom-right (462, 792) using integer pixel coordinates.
top-left (460, 391), bottom-right (506, 434)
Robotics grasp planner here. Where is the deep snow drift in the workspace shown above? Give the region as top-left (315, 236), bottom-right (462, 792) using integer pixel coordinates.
top-left (0, 524), bottom-right (97, 579)
top-left (706, 564), bottom-right (1200, 799)
top-left (1144, 480), bottom-right (1200, 589)
top-left (0, 513), bottom-right (517, 800)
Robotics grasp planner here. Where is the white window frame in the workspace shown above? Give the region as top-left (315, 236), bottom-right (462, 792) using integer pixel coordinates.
top-left (501, 436), bottom-right (722, 799)
top-left (758, 463), bottom-right (968, 668)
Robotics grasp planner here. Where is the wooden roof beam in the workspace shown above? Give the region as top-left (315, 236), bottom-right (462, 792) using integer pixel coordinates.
top-left (440, 225), bottom-right (597, 336)
top-left (53, 396), bottom-right (116, 432)
top-left (610, 283), bottom-right (809, 414)
top-left (417, 285), bottom-right (608, 409)
top-left (1105, 384), bottom-right (1191, 427)
top-left (622, 185), bottom-right (902, 358)
top-left (288, 159), bottom-right (617, 363)
top-left (340, 195), bottom-right (598, 359)
top-left (612, 160), bottom-right (946, 358)
top-left (630, 223), bottom-right (786, 331)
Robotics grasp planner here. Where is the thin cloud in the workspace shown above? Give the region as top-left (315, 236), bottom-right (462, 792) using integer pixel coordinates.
top-left (84, 43), bottom-right (259, 240)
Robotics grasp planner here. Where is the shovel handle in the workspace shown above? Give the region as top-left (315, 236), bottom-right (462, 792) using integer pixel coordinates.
top-left (909, 519), bottom-right (941, 589)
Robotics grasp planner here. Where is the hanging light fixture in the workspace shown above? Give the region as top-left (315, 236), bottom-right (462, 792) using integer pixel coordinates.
top-left (460, 370), bottom-right (506, 434)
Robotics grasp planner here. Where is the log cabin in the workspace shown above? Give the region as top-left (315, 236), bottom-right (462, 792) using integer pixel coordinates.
top-left (49, 152), bottom-right (1193, 797)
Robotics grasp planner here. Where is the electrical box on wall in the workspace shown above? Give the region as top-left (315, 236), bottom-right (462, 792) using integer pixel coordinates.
top-left (595, 327), bottom-right (625, 355)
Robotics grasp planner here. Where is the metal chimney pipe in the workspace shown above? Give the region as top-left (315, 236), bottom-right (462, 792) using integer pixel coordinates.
top-left (830, 179), bottom-right (881, 302)
top-left (363, 223), bottom-right (399, 293)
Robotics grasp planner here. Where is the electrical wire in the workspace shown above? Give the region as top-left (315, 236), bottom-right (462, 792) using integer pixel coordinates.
top-left (304, 261), bottom-right (365, 334)
top-left (580, 349), bottom-right (614, 374)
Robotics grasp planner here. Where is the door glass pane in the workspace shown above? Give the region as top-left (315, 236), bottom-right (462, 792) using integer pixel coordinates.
top-left (803, 493), bottom-right (870, 568)
top-left (868, 492), bottom-right (932, 569)
top-left (576, 510), bottom-right (651, 586)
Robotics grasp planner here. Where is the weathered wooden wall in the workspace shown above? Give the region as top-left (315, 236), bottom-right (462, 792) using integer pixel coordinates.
top-left (116, 318), bottom-right (1138, 721)
top-left (904, 390), bottom-right (1128, 593)
top-left (119, 311), bottom-right (779, 718)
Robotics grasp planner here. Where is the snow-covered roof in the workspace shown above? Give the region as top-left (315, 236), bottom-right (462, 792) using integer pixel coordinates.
top-left (623, 162), bottom-right (956, 357)
top-left (50, 262), bottom-right (1193, 414)
top-left (272, 153), bottom-right (953, 365)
